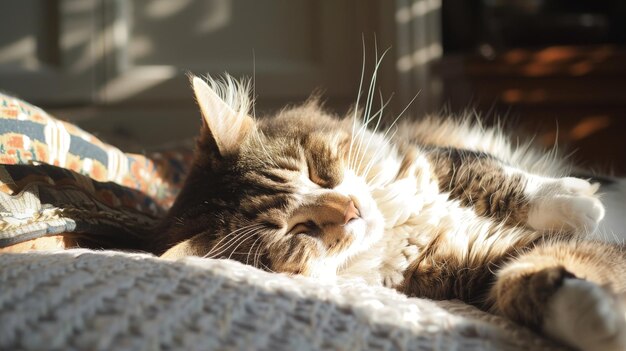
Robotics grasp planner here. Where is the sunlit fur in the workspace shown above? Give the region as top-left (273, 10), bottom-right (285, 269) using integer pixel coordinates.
top-left (157, 87), bottom-right (386, 278)
top-left (156, 74), bottom-right (626, 351)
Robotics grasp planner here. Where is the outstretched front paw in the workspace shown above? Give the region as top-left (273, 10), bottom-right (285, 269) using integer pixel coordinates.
top-left (543, 278), bottom-right (626, 351)
top-left (527, 177), bottom-right (605, 235)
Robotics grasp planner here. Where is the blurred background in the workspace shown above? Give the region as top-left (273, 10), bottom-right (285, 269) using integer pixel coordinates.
top-left (0, 0), bottom-right (624, 175)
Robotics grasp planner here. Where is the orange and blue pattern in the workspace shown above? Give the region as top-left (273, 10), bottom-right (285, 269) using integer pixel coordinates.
top-left (0, 93), bottom-right (194, 248)
top-left (0, 93), bottom-right (193, 209)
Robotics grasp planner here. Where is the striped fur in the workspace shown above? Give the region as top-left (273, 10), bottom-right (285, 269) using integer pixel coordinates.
top-left (156, 75), bottom-right (626, 351)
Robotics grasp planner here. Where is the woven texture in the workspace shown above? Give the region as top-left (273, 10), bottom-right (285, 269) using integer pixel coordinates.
top-left (0, 163), bottom-right (160, 248)
top-left (0, 250), bottom-right (564, 351)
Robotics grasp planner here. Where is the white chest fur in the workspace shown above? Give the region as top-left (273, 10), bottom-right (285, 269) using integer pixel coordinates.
top-left (338, 144), bottom-right (442, 286)
top-left (338, 140), bottom-right (512, 288)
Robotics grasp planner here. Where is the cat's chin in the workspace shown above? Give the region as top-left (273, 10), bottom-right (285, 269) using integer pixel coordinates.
top-left (363, 210), bottom-right (385, 245)
top-left (307, 216), bottom-right (384, 280)
top-left (334, 169), bottom-right (385, 243)
top-left (343, 208), bottom-right (385, 260)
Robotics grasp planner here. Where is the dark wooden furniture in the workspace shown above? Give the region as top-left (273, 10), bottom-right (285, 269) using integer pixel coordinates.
top-left (441, 45), bottom-right (626, 176)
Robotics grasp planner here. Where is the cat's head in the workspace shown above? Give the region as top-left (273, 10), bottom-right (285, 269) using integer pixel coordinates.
top-left (162, 75), bottom-right (385, 278)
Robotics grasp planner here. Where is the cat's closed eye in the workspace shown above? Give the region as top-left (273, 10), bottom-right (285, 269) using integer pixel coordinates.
top-left (290, 220), bottom-right (320, 236)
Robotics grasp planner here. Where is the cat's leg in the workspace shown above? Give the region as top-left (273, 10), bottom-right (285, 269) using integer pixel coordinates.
top-left (426, 147), bottom-right (605, 235)
top-left (490, 240), bottom-right (626, 351)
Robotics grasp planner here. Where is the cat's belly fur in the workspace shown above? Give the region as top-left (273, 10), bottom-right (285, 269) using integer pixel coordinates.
top-left (338, 152), bottom-right (536, 289)
top-left (339, 185), bottom-right (490, 287)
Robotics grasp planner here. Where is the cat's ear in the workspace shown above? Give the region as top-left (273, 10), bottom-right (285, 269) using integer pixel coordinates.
top-left (191, 75), bottom-right (254, 156)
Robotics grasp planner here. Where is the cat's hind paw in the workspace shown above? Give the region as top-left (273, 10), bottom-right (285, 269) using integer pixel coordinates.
top-left (527, 177), bottom-right (605, 235)
top-left (543, 278), bottom-right (626, 351)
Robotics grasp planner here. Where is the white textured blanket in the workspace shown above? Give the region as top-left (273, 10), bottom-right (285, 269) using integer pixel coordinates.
top-left (0, 250), bottom-right (564, 351)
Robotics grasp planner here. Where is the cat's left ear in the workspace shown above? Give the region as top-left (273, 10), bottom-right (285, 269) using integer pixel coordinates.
top-left (191, 75), bottom-right (254, 156)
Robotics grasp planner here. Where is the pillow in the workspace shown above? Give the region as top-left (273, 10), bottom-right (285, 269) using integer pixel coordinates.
top-left (0, 93), bottom-right (194, 250)
top-left (0, 93), bottom-right (193, 208)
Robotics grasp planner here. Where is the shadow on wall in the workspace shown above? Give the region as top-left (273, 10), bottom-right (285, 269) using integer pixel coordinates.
top-left (0, 0), bottom-right (234, 103)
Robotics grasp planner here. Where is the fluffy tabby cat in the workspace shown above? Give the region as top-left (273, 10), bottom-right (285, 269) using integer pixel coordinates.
top-left (153, 74), bottom-right (626, 351)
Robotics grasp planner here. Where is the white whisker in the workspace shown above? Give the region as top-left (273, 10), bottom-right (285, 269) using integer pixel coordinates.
top-left (203, 224), bottom-right (262, 257)
top-left (348, 36), bottom-right (367, 171)
top-left (205, 228), bottom-right (256, 259)
top-left (351, 47), bottom-right (391, 171)
top-left (253, 239), bottom-right (265, 268)
top-left (245, 234), bottom-right (263, 266)
top-left (356, 90), bottom-right (392, 174)
top-left (228, 229), bottom-right (260, 260)
top-left (361, 90), bottom-right (417, 183)
top-left (260, 262), bottom-right (276, 273)
top-left (204, 224), bottom-right (260, 256)
top-left (363, 127), bottom-right (400, 182)
top-left (252, 49), bottom-right (257, 119)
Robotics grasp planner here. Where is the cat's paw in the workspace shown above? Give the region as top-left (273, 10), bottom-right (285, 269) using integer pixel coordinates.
top-left (543, 278), bottom-right (626, 351)
top-left (527, 177), bottom-right (605, 235)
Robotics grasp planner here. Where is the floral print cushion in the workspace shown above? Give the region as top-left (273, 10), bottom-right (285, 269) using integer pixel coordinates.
top-left (0, 93), bottom-right (193, 249)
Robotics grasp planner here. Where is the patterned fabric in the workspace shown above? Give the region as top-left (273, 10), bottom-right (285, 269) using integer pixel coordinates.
top-left (0, 93), bottom-right (194, 248)
top-left (0, 163), bottom-right (160, 248)
top-left (0, 93), bottom-right (193, 209)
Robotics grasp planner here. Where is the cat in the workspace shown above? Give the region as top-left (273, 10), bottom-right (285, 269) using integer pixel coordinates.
top-left (153, 74), bottom-right (626, 351)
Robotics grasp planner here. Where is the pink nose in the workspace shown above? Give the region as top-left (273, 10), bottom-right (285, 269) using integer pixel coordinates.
top-left (344, 200), bottom-right (360, 224)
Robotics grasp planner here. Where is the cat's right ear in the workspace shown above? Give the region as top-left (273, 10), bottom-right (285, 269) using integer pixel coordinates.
top-left (191, 75), bottom-right (254, 156)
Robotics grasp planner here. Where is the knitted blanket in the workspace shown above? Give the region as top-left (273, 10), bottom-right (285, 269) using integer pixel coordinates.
top-left (0, 250), bottom-right (564, 351)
